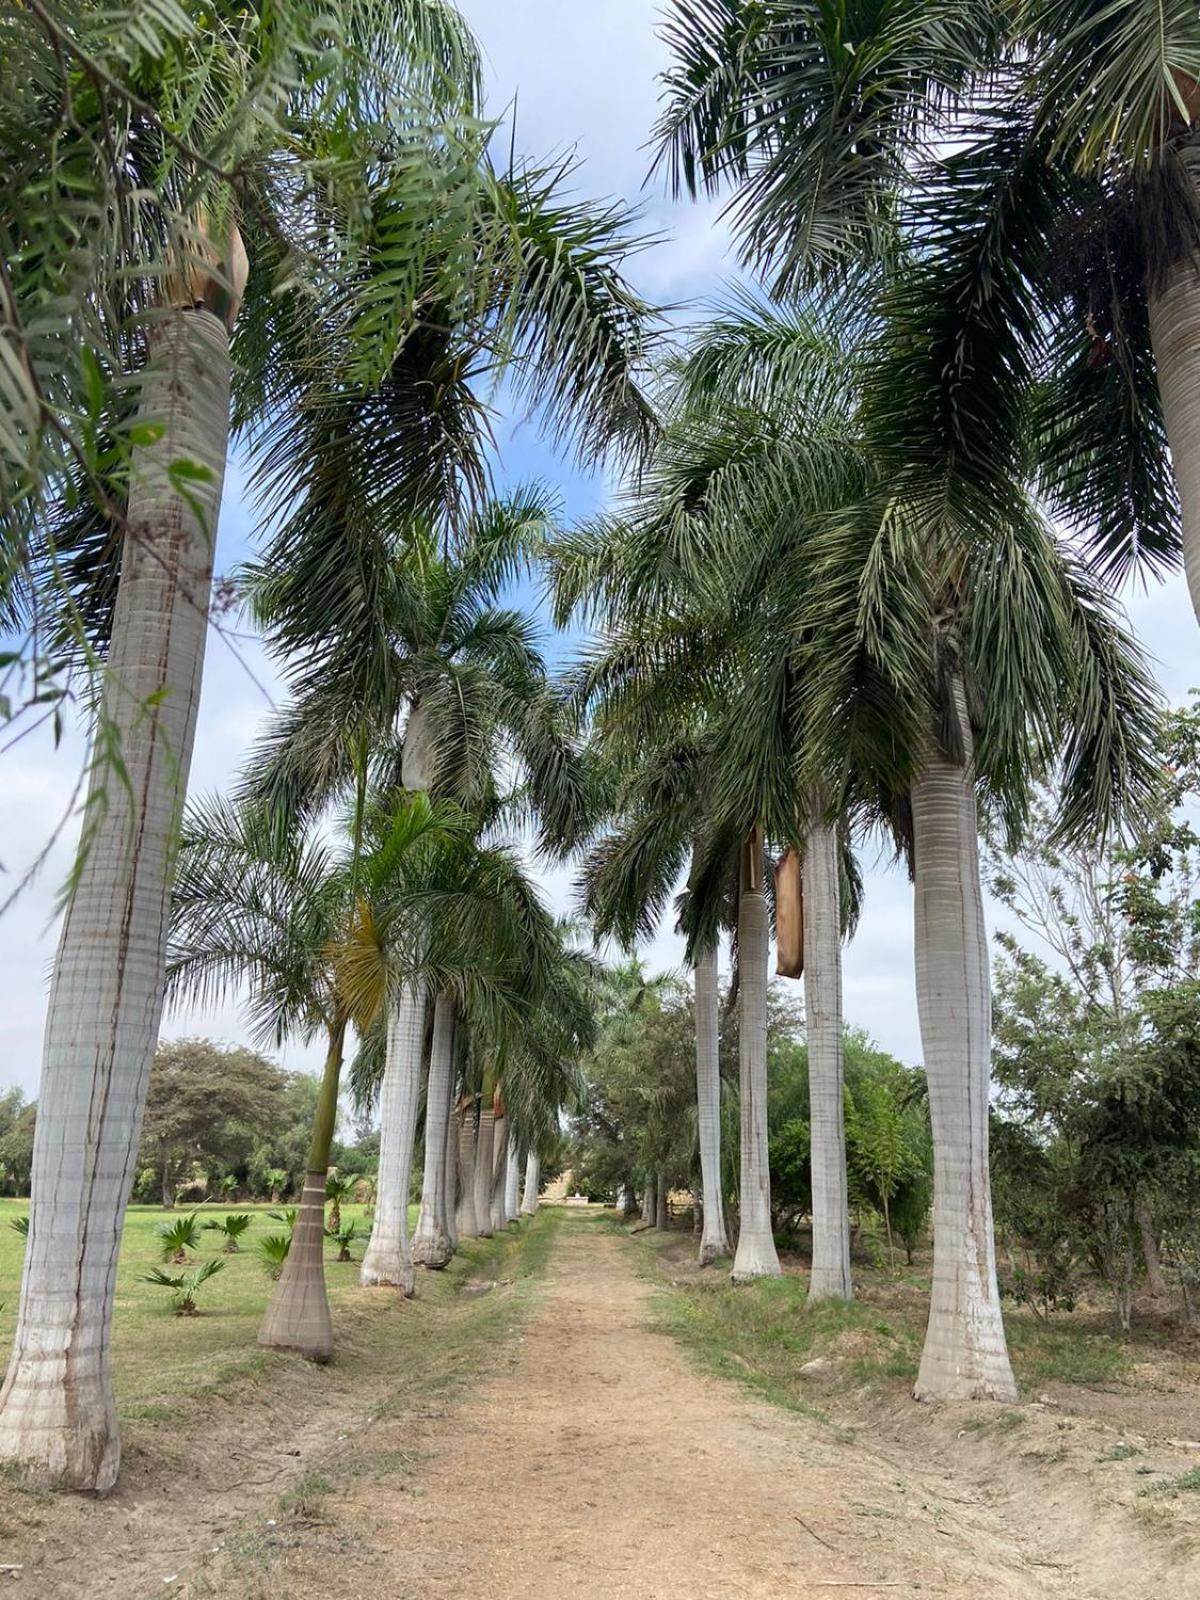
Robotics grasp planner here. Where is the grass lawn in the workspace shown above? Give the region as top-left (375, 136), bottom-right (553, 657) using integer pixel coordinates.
top-left (0, 1196), bottom-right (417, 1421)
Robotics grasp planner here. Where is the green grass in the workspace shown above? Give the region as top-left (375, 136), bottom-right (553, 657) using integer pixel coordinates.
top-left (1139, 1466), bottom-right (1200, 1499)
top-left (621, 1224), bottom-right (1136, 1418)
top-left (0, 1196), bottom-right (416, 1421)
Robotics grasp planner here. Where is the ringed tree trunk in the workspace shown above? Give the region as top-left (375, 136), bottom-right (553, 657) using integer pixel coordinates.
top-left (655, 1176), bottom-right (670, 1232)
top-left (731, 837), bottom-right (782, 1285)
top-left (694, 942), bottom-right (731, 1266)
top-left (455, 1096), bottom-right (480, 1237)
top-left (641, 1176), bottom-right (656, 1227)
top-left (503, 1135), bottom-right (520, 1225)
top-left (521, 1149), bottom-right (541, 1215)
top-left (473, 1078), bottom-right (496, 1239)
top-left (412, 992), bottom-right (456, 1268)
top-left (442, 1085), bottom-right (459, 1251)
top-left (489, 1109), bottom-right (508, 1232)
top-left (0, 305), bottom-right (232, 1492)
top-left (804, 812), bottom-right (853, 1303)
top-left (1148, 146), bottom-right (1200, 623)
top-left (911, 680), bottom-right (1016, 1402)
top-left (260, 1013), bottom-right (347, 1361)
top-left (360, 981), bottom-right (426, 1294)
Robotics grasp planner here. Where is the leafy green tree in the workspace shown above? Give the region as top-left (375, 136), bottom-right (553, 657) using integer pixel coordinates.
top-left (138, 1040), bottom-right (288, 1209)
top-left (0, 1092), bottom-right (35, 1197)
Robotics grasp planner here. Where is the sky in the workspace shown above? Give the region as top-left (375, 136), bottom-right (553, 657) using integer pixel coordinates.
top-left (1, 0), bottom-right (1198, 1099)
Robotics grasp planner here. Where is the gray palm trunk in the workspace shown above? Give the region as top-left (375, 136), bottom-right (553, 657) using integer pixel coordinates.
top-left (521, 1150), bottom-right (541, 1215)
top-left (730, 865), bottom-right (782, 1284)
top-left (694, 943), bottom-right (730, 1265)
top-left (503, 1134), bottom-right (520, 1224)
top-left (473, 1093), bottom-right (496, 1238)
top-left (804, 814), bottom-right (853, 1302)
top-left (489, 1114), bottom-right (508, 1231)
top-left (455, 1099), bottom-right (480, 1237)
top-left (442, 1086), bottom-right (459, 1251)
top-left (412, 992), bottom-right (455, 1268)
top-left (0, 308), bottom-right (230, 1491)
top-left (641, 1176), bottom-right (656, 1226)
top-left (911, 681), bottom-right (1016, 1401)
top-left (360, 981), bottom-right (426, 1294)
top-left (655, 1175), bottom-right (669, 1231)
top-left (1148, 149), bottom-right (1200, 623)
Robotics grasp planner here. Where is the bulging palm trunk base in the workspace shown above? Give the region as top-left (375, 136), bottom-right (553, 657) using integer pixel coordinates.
top-left (259, 1171), bottom-right (334, 1362)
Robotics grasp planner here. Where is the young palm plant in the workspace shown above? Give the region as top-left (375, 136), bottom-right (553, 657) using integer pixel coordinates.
top-left (203, 1214), bottom-right (253, 1254)
top-left (141, 1259), bottom-right (225, 1318)
top-left (155, 1214), bottom-right (202, 1265)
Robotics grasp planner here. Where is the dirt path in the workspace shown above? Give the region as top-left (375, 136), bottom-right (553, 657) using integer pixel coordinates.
top-left (7, 1214), bottom-right (1189, 1598)
top-left (296, 1215), bottom-right (1179, 1599)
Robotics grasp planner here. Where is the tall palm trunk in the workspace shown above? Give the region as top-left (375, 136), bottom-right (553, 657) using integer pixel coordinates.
top-left (455, 1097), bottom-right (480, 1237)
top-left (360, 981), bottom-right (426, 1293)
top-left (911, 681), bottom-right (1015, 1401)
top-left (503, 1135), bottom-right (520, 1224)
top-left (473, 1080), bottom-right (496, 1238)
top-left (521, 1149), bottom-right (541, 1215)
top-left (655, 1175), bottom-right (670, 1231)
top-left (641, 1176), bottom-right (656, 1226)
top-left (694, 943), bottom-right (730, 1265)
top-left (489, 1111), bottom-right (508, 1231)
top-left (442, 1086), bottom-right (459, 1251)
top-left (260, 1013), bottom-right (347, 1360)
top-left (1148, 149), bottom-right (1200, 621)
top-left (804, 812), bottom-right (852, 1302)
top-left (412, 992), bottom-right (455, 1268)
top-left (731, 840), bottom-right (781, 1284)
top-left (0, 307), bottom-right (231, 1490)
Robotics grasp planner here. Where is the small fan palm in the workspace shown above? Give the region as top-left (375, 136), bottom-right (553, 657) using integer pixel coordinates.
top-left (327, 1220), bottom-right (360, 1263)
top-left (155, 1213), bottom-right (202, 1265)
top-left (256, 1234), bottom-right (293, 1281)
top-left (9, 1217), bottom-right (29, 1239)
top-left (324, 1175), bottom-right (358, 1236)
top-left (202, 1214), bottom-right (253, 1254)
top-left (267, 1207), bottom-right (299, 1230)
top-left (141, 1259), bottom-right (225, 1317)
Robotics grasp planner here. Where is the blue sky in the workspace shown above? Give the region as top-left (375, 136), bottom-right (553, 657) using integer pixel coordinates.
top-left (1, 0), bottom-right (1197, 1097)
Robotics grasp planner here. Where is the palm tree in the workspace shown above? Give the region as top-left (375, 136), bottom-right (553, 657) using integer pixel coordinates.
top-left (168, 789), bottom-right (469, 1356)
top-left (552, 297), bottom-right (865, 1286)
top-left (0, 0), bottom-right (487, 1491)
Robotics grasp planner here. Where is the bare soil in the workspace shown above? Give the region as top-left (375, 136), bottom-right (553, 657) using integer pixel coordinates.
top-left (3, 1213), bottom-right (1198, 1598)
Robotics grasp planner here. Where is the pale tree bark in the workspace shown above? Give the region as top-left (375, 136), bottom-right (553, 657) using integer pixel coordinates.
top-left (804, 812), bottom-right (853, 1303)
top-left (455, 1098), bottom-right (480, 1237)
top-left (694, 943), bottom-right (730, 1265)
top-left (412, 993), bottom-right (455, 1268)
top-left (912, 681), bottom-right (1016, 1401)
top-left (0, 307), bottom-right (230, 1491)
top-left (1137, 1198), bottom-right (1169, 1299)
top-left (473, 1083), bottom-right (496, 1239)
top-left (655, 1175), bottom-right (670, 1231)
top-left (731, 848), bottom-right (782, 1285)
top-left (641, 1176), bottom-right (656, 1227)
top-left (260, 1015), bottom-right (346, 1361)
top-left (442, 1086), bottom-right (458, 1252)
top-left (1148, 149), bottom-right (1200, 624)
top-left (360, 982), bottom-right (426, 1294)
top-left (503, 1134), bottom-right (520, 1224)
top-left (521, 1150), bottom-right (541, 1215)
top-left (489, 1113), bottom-right (508, 1231)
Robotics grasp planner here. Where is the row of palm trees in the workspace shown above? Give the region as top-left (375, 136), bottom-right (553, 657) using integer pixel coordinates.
top-left (3, 0), bottom-right (1200, 1492)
